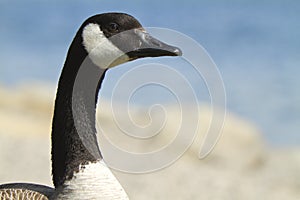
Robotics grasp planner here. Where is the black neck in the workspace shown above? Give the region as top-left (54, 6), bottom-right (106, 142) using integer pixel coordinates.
top-left (51, 32), bottom-right (107, 187)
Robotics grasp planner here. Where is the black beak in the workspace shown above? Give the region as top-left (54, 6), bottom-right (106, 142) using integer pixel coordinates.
top-left (109, 29), bottom-right (182, 60)
top-left (127, 29), bottom-right (182, 59)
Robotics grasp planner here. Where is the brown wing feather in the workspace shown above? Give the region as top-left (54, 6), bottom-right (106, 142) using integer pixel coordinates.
top-left (0, 183), bottom-right (54, 200)
top-left (0, 188), bottom-right (48, 200)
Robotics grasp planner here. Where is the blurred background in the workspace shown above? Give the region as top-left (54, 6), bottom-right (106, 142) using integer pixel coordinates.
top-left (1, 0), bottom-right (299, 145)
top-left (0, 0), bottom-right (299, 199)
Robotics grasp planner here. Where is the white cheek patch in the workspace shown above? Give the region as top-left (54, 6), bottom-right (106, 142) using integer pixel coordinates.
top-left (82, 23), bottom-right (130, 69)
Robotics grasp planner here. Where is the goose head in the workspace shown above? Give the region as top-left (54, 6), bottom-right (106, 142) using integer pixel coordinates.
top-left (80, 13), bottom-right (182, 68)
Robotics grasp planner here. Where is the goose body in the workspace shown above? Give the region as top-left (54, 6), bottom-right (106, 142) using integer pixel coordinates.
top-left (0, 13), bottom-right (181, 199)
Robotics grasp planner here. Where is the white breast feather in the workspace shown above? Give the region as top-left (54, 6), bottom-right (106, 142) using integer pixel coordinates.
top-left (55, 160), bottom-right (129, 200)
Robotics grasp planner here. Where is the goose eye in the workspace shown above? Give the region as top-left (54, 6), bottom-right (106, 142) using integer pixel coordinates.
top-left (109, 23), bottom-right (119, 32)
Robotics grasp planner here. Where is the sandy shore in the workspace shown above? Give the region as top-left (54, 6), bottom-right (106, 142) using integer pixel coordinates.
top-left (0, 83), bottom-right (299, 199)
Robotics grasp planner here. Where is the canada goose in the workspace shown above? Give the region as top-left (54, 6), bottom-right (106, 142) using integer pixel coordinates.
top-left (0, 13), bottom-right (181, 199)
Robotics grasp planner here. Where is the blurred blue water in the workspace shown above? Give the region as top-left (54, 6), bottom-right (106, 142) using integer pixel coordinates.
top-left (0, 0), bottom-right (299, 146)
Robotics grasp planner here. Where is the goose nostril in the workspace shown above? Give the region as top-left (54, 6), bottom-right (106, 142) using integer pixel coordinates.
top-left (153, 40), bottom-right (162, 47)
